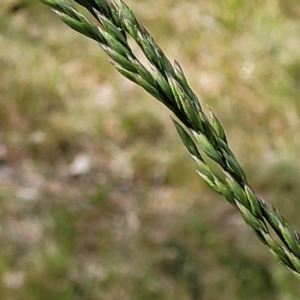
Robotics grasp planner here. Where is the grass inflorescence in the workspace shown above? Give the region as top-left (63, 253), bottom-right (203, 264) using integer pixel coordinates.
top-left (40, 0), bottom-right (300, 278)
top-left (3, 0), bottom-right (300, 298)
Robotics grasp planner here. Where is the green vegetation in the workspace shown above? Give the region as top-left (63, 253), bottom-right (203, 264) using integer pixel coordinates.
top-left (1, 0), bottom-right (300, 298)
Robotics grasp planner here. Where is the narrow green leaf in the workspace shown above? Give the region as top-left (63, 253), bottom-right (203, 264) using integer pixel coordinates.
top-left (196, 160), bottom-right (214, 181)
top-left (279, 223), bottom-right (300, 259)
top-left (173, 57), bottom-right (188, 86)
top-left (195, 133), bottom-right (224, 166)
top-left (196, 171), bottom-right (217, 190)
top-left (98, 15), bottom-right (128, 47)
top-left (225, 172), bottom-right (250, 210)
top-left (237, 202), bottom-right (269, 234)
top-left (128, 58), bottom-right (156, 87)
top-left (173, 121), bottom-right (202, 159)
top-left (152, 68), bottom-right (174, 101)
top-left (223, 152), bottom-right (247, 183)
top-left (209, 108), bottom-right (227, 144)
top-left (214, 177), bottom-right (236, 206)
top-left (54, 11), bottom-right (93, 39)
top-left (244, 185), bottom-right (263, 218)
top-left (101, 44), bottom-right (136, 72)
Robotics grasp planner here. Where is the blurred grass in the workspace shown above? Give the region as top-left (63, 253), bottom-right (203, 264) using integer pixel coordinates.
top-left (1, 0), bottom-right (300, 299)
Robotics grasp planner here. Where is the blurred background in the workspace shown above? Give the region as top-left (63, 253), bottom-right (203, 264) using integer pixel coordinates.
top-left (1, 0), bottom-right (300, 299)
